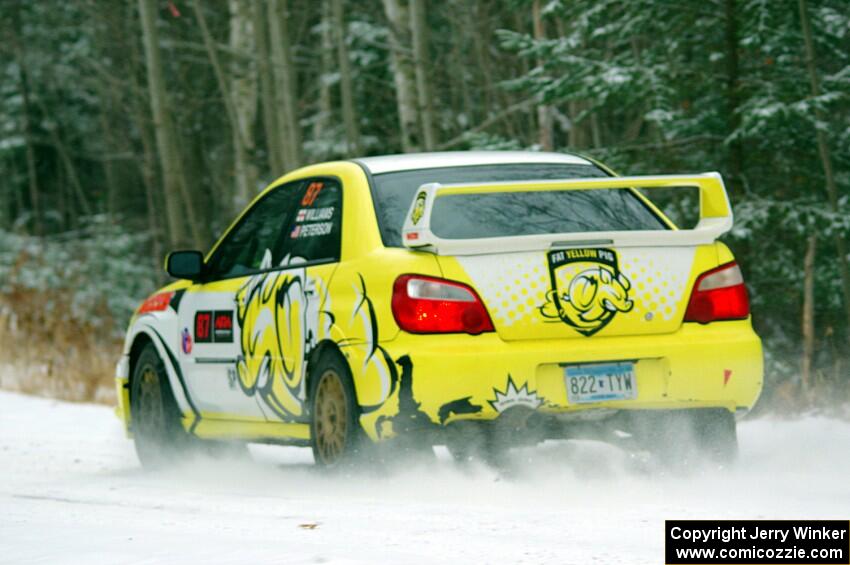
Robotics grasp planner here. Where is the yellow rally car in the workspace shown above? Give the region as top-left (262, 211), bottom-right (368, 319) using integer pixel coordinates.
top-left (116, 151), bottom-right (763, 467)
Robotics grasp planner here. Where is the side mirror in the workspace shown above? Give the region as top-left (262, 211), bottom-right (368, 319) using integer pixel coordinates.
top-left (165, 250), bottom-right (204, 281)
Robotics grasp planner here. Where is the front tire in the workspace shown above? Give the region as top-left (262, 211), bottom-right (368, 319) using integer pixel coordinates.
top-left (130, 343), bottom-right (193, 468)
top-left (309, 352), bottom-right (362, 467)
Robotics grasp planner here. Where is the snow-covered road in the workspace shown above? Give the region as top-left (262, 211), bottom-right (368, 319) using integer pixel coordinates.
top-left (1, 391), bottom-right (848, 564)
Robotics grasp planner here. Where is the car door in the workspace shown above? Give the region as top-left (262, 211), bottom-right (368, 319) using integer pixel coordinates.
top-left (233, 178), bottom-right (343, 423)
top-left (177, 179), bottom-right (306, 420)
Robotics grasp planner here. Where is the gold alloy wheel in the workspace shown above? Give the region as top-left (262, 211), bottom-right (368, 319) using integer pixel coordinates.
top-left (138, 365), bottom-right (164, 437)
top-left (314, 369), bottom-right (348, 464)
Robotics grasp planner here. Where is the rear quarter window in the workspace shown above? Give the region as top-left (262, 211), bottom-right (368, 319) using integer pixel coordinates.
top-left (285, 179), bottom-right (342, 264)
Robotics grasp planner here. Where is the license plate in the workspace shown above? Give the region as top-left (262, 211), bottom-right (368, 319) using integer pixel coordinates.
top-left (564, 361), bottom-right (637, 404)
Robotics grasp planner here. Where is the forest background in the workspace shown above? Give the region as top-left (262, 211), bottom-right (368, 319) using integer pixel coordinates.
top-left (0, 0), bottom-right (847, 411)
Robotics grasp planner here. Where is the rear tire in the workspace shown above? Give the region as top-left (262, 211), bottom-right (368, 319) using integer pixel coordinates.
top-left (693, 409), bottom-right (738, 464)
top-left (637, 409), bottom-right (738, 468)
top-left (309, 352), bottom-right (364, 467)
top-left (445, 424), bottom-right (505, 466)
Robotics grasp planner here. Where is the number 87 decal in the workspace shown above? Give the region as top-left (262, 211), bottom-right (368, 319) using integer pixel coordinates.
top-left (195, 311), bottom-right (212, 343)
top-left (301, 181), bottom-right (324, 206)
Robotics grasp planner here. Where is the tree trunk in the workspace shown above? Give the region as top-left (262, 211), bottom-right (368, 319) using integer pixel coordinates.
top-left (138, 0), bottom-right (187, 248)
top-left (409, 0), bottom-right (436, 151)
top-left (798, 0), bottom-right (850, 349)
top-left (228, 0), bottom-right (259, 210)
top-left (33, 91), bottom-right (94, 218)
top-left (173, 141), bottom-right (204, 248)
top-left (193, 0), bottom-right (257, 212)
top-left (254, 0), bottom-right (284, 175)
top-left (470, 1), bottom-right (494, 124)
top-left (135, 104), bottom-right (165, 275)
top-left (16, 55), bottom-right (43, 236)
top-left (532, 0), bottom-right (553, 151)
top-left (450, 10), bottom-right (473, 135)
top-left (801, 235), bottom-right (816, 397)
top-left (1, 156), bottom-right (15, 229)
top-left (567, 101), bottom-right (581, 148)
top-left (382, 0), bottom-right (420, 152)
top-left (46, 120), bottom-right (93, 217)
top-left (313, 0), bottom-right (334, 147)
top-left (58, 163), bottom-right (73, 230)
top-left (88, 4), bottom-right (124, 219)
top-left (268, 0), bottom-right (302, 171)
top-left (10, 155), bottom-right (25, 223)
top-left (589, 111), bottom-right (602, 149)
top-left (128, 16), bottom-right (166, 269)
top-left (192, 0), bottom-right (257, 214)
top-left (332, 0), bottom-right (362, 155)
top-left (98, 106), bottom-right (119, 217)
top-left (724, 0), bottom-right (743, 194)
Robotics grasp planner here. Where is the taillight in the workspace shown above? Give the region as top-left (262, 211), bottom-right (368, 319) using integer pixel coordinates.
top-left (684, 262), bottom-right (750, 323)
top-left (392, 275), bottom-right (495, 335)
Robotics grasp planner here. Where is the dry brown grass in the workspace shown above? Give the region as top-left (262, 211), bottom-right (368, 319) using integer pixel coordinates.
top-left (0, 290), bottom-right (121, 404)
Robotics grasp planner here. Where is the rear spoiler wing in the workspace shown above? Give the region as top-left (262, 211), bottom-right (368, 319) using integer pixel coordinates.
top-left (401, 172), bottom-right (733, 255)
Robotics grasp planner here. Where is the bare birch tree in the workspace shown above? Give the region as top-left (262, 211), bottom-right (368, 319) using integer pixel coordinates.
top-left (268, 0), bottom-right (302, 171)
top-left (382, 0), bottom-right (420, 152)
top-left (192, 0), bottom-right (257, 213)
top-left (228, 0), bottom-right (259, 210)
top-left (332, 0), bottom-right (361, 155)
top-left (138, 0), bottom-right (186, 247)
top-left (254, 0), bottom-right (283, 174)
top-left (313, 0), bottom-right (334, 146)
top-left (532, 0), bottom-right (553, 151)
top-left (798, 0), bottom-right (850, 349)
top-left (409, 0), bottom-right (435, 151)
top-left (802, 235), bottom-right (816, 397)
top-left (13, 37), bottom-right (42, 235)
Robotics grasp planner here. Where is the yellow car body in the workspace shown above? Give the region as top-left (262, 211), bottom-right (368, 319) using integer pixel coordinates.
top-left (116, 152), bottom-right (763, 452)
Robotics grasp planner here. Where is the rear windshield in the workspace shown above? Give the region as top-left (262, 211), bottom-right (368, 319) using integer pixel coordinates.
top-left (369, 163), bottom-right (667, 246)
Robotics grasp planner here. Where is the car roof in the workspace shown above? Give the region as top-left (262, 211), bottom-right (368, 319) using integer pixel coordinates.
top-left (352, 151), bottom-right (593, 175)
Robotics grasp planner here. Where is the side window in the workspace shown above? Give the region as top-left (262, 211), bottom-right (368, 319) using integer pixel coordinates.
top-left (285, 179), bottom-right (342, 264)
top-left (205, 180), bottom-right (305, 279)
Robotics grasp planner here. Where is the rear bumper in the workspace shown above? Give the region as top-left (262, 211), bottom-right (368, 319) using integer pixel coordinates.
top-left (368, 319), bottom-right (762, 440)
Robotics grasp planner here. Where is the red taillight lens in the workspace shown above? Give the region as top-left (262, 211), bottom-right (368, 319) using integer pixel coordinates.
top-left (392, 275), bottom-right (495, 335)
top-left (684, 262), bottom-right (750, 324)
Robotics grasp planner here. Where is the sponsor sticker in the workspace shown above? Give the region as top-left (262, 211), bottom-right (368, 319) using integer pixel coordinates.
top-left (489, 375), bottom-right (543, 413)
top-left (540, 247), bottom-right (633, 336)
top-left (411, 191), bottom-right (426, 225)
top-left (296, 206), bottom-right (334, 223)
top-left (181, 327), bottom-right (193, 354)
top-left (213, 311), bottom-right (233, 343)
top-left (291, 222), bottom-right (332, 239)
